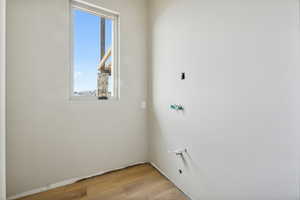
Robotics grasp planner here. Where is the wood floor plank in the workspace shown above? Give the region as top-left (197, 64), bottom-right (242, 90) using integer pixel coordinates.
top-left (17, 164), bottom-right (188, 200)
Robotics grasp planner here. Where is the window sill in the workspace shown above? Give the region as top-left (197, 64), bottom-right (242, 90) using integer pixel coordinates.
top-left (69, 96), bottom-right (119, 102)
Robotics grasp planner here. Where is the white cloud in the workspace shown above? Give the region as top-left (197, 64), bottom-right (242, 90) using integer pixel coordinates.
top-left (74, 71), bottom-right (82, 79)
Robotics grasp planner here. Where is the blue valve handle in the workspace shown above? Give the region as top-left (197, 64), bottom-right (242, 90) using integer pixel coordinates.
top-left (170, 104), bottom-right (184, 111)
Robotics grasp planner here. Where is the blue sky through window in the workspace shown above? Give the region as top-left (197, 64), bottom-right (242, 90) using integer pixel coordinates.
top-left (73, 9), bottom-right (112, 93)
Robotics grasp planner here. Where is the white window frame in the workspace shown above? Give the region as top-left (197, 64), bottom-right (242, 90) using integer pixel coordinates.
top-left (69, 0), bottom-right (120, 101)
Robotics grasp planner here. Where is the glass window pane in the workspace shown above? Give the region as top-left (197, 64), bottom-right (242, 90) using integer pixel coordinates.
top-left (73, 9), bottom-right (100, 96)
top-left (72, 5), bottom-right (116, 99)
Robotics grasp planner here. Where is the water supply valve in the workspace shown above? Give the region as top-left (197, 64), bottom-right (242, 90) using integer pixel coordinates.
top-left (170, 104), bottom-right (184, 111)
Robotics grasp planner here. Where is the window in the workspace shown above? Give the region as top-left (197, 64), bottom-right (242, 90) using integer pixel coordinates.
top-left (71, 0), bottom-right (119, 100)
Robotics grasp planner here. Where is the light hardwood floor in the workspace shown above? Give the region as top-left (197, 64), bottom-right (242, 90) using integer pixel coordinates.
top-left (17, 164), bottom-right (189, 200)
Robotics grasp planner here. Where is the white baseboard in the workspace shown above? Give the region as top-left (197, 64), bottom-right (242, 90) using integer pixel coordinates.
top-left (8, 161), bottom-right (147, 200)
top-left (150, 162), bottom-right (193, 200)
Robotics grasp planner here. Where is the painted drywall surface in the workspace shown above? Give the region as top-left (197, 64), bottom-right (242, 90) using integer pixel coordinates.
top-left (149, 0), bottom-right (300, 199)
top-left (0, 0), bottom-right (6, 199)
top-left (6, 0), bottom-right (148, 196)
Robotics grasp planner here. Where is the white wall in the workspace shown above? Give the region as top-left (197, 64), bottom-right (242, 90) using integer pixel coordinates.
top-left (149, 0), bottom-right (300, 199)
top-left (6, 0), bottom-right (148, 197)
top-left (0, 0), bottom-right (6, 199)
